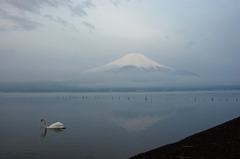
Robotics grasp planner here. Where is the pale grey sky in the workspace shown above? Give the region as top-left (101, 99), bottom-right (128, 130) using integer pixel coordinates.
top-left (0, 0), bottom-right (239, 84)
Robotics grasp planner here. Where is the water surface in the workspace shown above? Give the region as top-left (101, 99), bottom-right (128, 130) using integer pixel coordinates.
top-left (0, 91), bottom-right (239, 159)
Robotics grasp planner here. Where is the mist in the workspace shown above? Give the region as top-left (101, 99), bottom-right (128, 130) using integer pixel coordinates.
top-left (0, 0), bottom-right (239, 89)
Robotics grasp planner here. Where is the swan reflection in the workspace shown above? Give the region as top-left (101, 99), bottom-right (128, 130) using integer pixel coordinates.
top-left (41, 128), bottom-right (65, 139)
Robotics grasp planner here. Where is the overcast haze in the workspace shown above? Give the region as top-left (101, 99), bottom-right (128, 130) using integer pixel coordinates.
top-left (0, 0), bottom-right (240, 86)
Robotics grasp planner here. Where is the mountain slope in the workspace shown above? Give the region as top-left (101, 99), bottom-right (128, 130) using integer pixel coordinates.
top-left (87, 53), bottom-right (196, 76)
top-left (88, 53), bottom-right (174, 73)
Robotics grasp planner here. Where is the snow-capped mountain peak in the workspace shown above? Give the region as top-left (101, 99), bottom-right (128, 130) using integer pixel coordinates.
top-left (88, 53), bottom-right (174, 72)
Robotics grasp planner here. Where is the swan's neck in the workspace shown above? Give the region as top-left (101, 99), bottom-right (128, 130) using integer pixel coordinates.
top-left (42, 119), bottom-right (47, 128)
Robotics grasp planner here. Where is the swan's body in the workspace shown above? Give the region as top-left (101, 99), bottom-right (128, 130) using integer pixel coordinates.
top-left (41, 118), bottom-right (66, 129)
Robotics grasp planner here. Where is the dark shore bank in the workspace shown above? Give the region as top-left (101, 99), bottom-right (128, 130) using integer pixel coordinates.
top-left (130, 116), bottom-right (240, 159)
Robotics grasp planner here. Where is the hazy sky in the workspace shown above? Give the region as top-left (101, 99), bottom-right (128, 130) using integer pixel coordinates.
top-left (0, 0), bottom-right (239, 84)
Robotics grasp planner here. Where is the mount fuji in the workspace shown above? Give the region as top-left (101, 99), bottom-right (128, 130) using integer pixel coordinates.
top-left (88, 53), bottom-right (196, 76)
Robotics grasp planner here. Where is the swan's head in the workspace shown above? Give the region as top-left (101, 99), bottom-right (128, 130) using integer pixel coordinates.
top-left (41, 118), bottom-right (47, 128)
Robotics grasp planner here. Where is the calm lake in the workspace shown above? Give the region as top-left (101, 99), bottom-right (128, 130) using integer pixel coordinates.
top-left (0, 91), bottom-right (239, 159)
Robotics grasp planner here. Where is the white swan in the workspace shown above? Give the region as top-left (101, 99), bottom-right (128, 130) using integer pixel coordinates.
top-left (41, 118), bottom-right (66, 129)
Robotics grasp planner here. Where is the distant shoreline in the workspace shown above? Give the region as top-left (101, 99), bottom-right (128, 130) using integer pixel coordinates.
top-left (0, 81), bottom-right (240, 93)
top-left (129, 116), bottom-right (240, 159)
